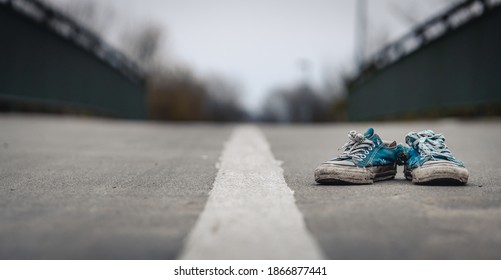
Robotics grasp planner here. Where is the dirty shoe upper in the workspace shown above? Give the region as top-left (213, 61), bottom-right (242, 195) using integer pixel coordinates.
top-left (404, 130), bottom-right (468, 184)
top-left (314, 128), bottom-right (406, 184)
top-left (329, 128), bottom-right (405, 167)
top-left (405, 130), bottom-right (465, 168)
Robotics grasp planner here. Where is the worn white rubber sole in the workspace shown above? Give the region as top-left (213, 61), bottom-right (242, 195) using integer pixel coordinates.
top-left (404, 162), bottom-right (469, 185)
top-left (314, 163), bottom-right (397, 185)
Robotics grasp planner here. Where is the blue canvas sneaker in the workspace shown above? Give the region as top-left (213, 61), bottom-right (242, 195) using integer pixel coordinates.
top-left (315, 128), bottom-right (406, 184)
top-left (404, 130), bottom-right (469, 184)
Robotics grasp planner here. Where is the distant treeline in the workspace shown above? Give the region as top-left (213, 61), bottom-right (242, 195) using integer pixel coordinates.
top-left (32, 0), bottom-right (349, 123)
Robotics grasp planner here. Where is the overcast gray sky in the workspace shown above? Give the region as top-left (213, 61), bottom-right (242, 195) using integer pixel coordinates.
top-left (47, 0), bottom-right (457, 111)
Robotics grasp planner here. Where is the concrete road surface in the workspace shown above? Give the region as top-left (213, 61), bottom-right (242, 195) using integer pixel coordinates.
top-left (1, 114), bottom-right (500, 259)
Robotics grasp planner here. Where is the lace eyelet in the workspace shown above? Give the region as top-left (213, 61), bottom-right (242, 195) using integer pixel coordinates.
top-left (369, 147), bottom-right (373, 151)
top-left (364, 150), bottom-right (369, 154)
top-left (361, 155), bottom-right (366, 159)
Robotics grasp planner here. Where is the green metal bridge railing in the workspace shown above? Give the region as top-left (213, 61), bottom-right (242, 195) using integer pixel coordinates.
top-left (0, 0), bottom-right (146, 118)
top-left (349, 0), bottom-right (501, 121)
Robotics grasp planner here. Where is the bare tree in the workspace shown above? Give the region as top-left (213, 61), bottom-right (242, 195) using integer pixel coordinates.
top-left (260, 83), bottom-right (328, 123)
top-left (120, 25), bottom-right (164, 73)
top-left (204, 75), bottom-right (246, 122)
top-left (261, 88), bottom-right (290, 122)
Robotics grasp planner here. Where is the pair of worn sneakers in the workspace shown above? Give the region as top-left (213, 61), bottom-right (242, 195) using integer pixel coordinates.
top-left (314, 128), bottom-right (469, 185)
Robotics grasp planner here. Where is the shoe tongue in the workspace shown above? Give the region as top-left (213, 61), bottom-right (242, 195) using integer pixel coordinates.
top-left (364, 128), bottom-right (374, 138)
top-left (363, 127), bottom-right (382, 146)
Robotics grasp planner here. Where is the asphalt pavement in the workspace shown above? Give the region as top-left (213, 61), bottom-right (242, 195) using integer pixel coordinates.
top-left (1, 115), bottom-right (500, 259)
top-left (263, 121), bottom-right (501, 259)
top-left (0, 115), bottom-right (231, 259)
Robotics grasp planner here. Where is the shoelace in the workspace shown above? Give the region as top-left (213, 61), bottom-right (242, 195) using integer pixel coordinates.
top-left (337, 130), bottom-right (375, 162)
top-left (406, 130), bottom-right (454, 161)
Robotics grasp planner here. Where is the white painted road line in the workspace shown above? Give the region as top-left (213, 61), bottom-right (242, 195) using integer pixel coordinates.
top-left (180, 125), bottom-right (324, 259)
